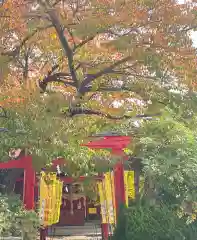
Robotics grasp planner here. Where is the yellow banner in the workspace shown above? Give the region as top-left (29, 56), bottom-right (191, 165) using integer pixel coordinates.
top-left (39, 172), bottom-right (63, 226)
top-left (97, 181), bottom-right (108, 223)
top-left (98, 171), bottom-right (141, 224)
top-left (111, 171), bottom-right (116, 224)
top-left (51, 178), bottom-right (63, 224)
top-left (124, 171), bottom-right (129, 206)
top-left (128, 171), bottom-right (135, 199)
top-left (104, 172), bottom-right (116, 224)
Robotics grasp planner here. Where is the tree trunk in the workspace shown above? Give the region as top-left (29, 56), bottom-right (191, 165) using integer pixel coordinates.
top-left (144, 175), bottom-right (156, 205)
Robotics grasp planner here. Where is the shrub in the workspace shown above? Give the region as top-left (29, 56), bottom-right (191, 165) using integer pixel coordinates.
top-left (112, 204), bottom-right (197, 240)
top-left (0, 194), bottom-right (40, 239)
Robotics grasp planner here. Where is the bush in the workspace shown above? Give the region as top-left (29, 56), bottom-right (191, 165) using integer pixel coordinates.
top-left (112, 204), bottom-right (197, 240)
top-left (0, 194), bottom-right (40, 239)
top-left (183, 219), bottom-right (197, 240)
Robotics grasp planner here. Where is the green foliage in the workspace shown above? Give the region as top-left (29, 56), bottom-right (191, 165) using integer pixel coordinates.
top-left (0, 93), bottom-right (111, 175)
top-left (83, 179), bottom-right (98, 200)
top-left (112, 204), bottom-right (127, 240)
top-left (0, 194), bottom-right (39, 239)
top-left (184, 220), bottom-right (197, 240)
top-left (112, 204), bottom-right (197, 240)
top-left (133, 113), bottom-right (197, 202)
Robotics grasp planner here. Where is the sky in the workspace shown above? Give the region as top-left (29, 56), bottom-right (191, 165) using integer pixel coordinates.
top-left (177, 0), bottom-right (197, 47)
top-left (191, 32), bottom-right (197, 47)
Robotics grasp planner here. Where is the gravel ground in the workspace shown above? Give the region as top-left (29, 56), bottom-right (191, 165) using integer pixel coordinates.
top-left (47, 237), bottom-right (101, 240)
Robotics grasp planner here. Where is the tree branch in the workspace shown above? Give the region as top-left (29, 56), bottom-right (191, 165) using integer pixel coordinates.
top-left (64, 107), bottom-right (161, 120)
top-left (97, 86), bottom-right (132, 92)
top-left (39, 72), bottom-right (75, 92)
top-left (73, 35), bottom-right (96, 52)
top-left (84, 73), bottom-right (158, 93)
top-left (79, 56), bottom-right (133, 93)
top-left (47, 9), bottom-right (79, 88)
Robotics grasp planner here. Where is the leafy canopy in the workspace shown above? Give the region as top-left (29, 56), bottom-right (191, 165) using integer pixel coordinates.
top-left (0, 88), bottom-right (112, 175)
top-left (132, 112), bottom-right (197, 203)
top-left (1, 0), bottom-right (197, 178)
top-left (0, 0), bottom-right (197, 120)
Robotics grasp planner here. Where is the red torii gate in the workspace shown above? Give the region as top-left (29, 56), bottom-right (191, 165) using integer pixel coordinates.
top-left (81, 134), bottom-right (131, 240)
top-left (0, 156), bottom-right (67, 210)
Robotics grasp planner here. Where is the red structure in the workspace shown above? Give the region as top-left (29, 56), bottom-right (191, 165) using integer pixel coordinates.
top-left (0, 156), bottom-right (67, 211)
top-left (81, 135), bottom-right (131, 240)
top-left (0, 135), bottom-right (131, 240)
top-left (0, 155), bottom-right (35, 210)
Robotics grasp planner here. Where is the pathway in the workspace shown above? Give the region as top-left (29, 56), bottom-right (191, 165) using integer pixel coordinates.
top-left (47, 236), bottom-right (101, 240)
top-left (47, 221), bottom-right (101, 240)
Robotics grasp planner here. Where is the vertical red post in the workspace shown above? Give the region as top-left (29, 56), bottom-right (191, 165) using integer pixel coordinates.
top-left (81, 135), bottom-right (131, 240)
top-left (23, 164), bottom-right (36, 209)
top-left (0, 155), bottom-right (36, 210)
top-left (112, 149), bottom-right (126, 217)
top-left (102, 223), bottom-right (109, 240)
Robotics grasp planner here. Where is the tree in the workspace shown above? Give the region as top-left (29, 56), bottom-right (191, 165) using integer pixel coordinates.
top-left (1, 0), bottom-right (197, 121)
top-left (1, 0), bottom-right (197, 201)
top-left (125, 110), bottom-right (197, 210)
top-left (0, 87), bottom-right (111, 173)
top-left (106, 85), bottom-right (197, 207)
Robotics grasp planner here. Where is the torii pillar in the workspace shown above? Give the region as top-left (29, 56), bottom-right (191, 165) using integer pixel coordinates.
top-left (0, 155), bottom-right (35, 210)
top-left (81, 134), bottom-right (131, 240)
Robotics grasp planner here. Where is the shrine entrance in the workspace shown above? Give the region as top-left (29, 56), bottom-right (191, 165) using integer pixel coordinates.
top-left (56, 177), bottom-right (102, 223)
top-left (47, 180), bottom-right (102, 238)
top-left (58, 182), bottom-right (86, 226)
